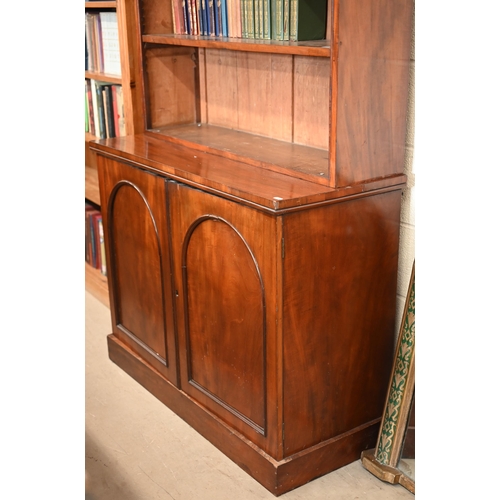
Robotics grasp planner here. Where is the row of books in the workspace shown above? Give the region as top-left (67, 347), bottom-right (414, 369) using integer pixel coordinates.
top-left (85, 11), bottom-right (121, 76)
top-left (85, 79), bottom-right (126, 139)
top-left (173, 0), bottom-right (328, 41)
top-left (86, 203), bottom-right (107, 277)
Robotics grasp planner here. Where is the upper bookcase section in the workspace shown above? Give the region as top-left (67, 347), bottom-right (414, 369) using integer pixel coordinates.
top-left (133, 0), bottom-right (413, 189)
top-left (141, 1), bottom-right (332, 52)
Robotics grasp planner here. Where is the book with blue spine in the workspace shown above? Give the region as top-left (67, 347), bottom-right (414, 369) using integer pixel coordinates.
top-left (214, 0), bottom-right (221, 36)
top-left (208, 0), bottom-right (216, 36)
top-left (221, 0), bottom-right (228, 36)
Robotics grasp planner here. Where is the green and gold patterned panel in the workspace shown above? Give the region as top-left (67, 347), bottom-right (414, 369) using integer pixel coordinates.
top-left (375, 263), bottom-right (415, 465)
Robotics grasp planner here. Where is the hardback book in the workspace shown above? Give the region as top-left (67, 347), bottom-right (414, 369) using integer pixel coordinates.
top-left (282, 0), bottom-right (289, 40)
top-left (289, 0), bottom-right (328, 41)
top-left (221, 0), bottom-right (228, 37)
top-left (85, 204), bottom-right (95, 265)
top-left (99, 11), bottom-right (121, 76)
top-left (203, 0), bottom-right (211, 36)
top-left (214, 0), bottom-right (221, 36)
top-left (233, 0), bottom-right (242, 37)
top-left (226, 0), bottom-right (233, 36)
top-left (90, 80), bottom-right (101, 139)
top-left (255, 0), bottom-right (262, 39)
top-left (85, 13), bottom-right (98, 72)
top-left (94, 81), bottom-right (107, 139)
top-left (85, 32), bottom-right (89, 71)
top-left (111, 85), bottom-right (120, 137)
top-left (93, 14), bottom-right (104, 73)
top-left (85, 85), bottom-right (89, 133)
top-left (190, 0), bottom-right (199, 35)
top-left (240, 0), bottom-right (246, 37)
top-left (181, 0), bottom-right (189, 35)
top-left (113, 85), bottom-right (126, 137)
top-left (98, 216), bottom-right (107, 276)
top-left (208, 0), bottom-right (216, 36)
top-left (186, 0), bottom-right (194, 34)
top-left (271, 0), bottom-right (283, 40)
top-left (92, 212), bottom-right (101, 271)
top-left (172, 0), bottom-right (186, 34)
top-left (86, 206), bottom-right (100, 268)
top-left (86, 80), bottom-right (95, 136)
top-left (246, 0), bottom-right (254, 38)
top-left (201, 0), bottom-right (208, 35)
top-left (182, 0), bottom-right (191, 34)
top-left (87, 81), bottom-right (95, 136)
top-left (103, 85), bottom-right (116, 139)
top-left (196, 0), bottom-right (205, 36)
top-left (102, 85), bottom-right (110, 138)
top-left (85, 14), bottom-right (92, 71)
top-left (262, 0), bottom-right (271, 39)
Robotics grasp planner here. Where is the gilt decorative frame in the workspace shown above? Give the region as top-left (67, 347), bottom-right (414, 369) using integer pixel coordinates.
top-left (361, 261), bottom-right (415, 493)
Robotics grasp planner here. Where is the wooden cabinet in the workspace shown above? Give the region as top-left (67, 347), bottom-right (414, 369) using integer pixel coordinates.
top-left (91, 0), bottom-right (414, 495)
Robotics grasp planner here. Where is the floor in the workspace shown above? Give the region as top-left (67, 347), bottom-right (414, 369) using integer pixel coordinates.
top-left (85, 290), bottom-right (414, 499)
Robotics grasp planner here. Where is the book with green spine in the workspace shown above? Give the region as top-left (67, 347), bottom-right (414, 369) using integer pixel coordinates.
top-left (255, 0), bottom-right (262, 39)
top-left (271, 0), bottom-right (283, 40)
top-left (246, 0), bottom-right (255, 38)
top-left (262, 0), bottom-right (271, 39)
top-left (283, 0), bottom-right (289, 40)
top-left (289, 0), bottom-right (328, 41)
top-left (241, 0), bottom-right (248, 37)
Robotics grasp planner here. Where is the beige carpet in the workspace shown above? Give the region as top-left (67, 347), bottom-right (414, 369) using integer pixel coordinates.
top-left (85, 290), bottom-right (414, 499)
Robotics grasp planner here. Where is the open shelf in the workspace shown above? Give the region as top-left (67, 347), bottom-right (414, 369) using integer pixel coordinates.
top-left (85, 262), bottom-right (109, 308)
top-left (85, 71), bottom-right (122, 85)
top-left (147, 124), bottom-right (329, 182)
top-left (142, 34), bottom-right (330, 57)
top-left (85, 165), bottom-right (101, 206)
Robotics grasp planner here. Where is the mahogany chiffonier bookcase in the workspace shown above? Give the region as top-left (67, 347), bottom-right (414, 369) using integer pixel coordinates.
top-left (90, 0), bottom-right (414, 495)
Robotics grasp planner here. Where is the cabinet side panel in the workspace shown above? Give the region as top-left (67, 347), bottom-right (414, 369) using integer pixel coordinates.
top-left (335, 0), bottom-right (413, 185)
top-left (282, 190), bottom-right (402, 456)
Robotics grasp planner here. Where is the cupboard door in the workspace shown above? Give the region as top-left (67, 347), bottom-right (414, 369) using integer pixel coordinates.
top-left (98, 157), bottom-right (178, 384)
top-left (168, 181), bottom-right (281, 456)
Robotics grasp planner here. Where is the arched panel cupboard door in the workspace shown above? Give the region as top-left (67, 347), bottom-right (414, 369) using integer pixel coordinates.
top-left (98, 157), bottom-right (179, 385)
top-left (167, 181), bottom-right (281, 457)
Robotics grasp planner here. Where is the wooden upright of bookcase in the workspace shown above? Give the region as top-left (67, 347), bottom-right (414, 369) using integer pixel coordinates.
top-left (85, 0), bottom-right (143, 302)
top-left (90, 0), bottom-right (414, 495)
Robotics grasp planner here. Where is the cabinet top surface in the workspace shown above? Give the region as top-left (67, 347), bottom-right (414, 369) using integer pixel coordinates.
top-left (91, 135), bottom-right (405, 212)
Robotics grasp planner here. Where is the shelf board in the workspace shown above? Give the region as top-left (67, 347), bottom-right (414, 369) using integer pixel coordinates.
top-left (85, 71), bottom-right (122, 85)
top-left (147, 124), bottom-right (330, 183)
top-left (85, 262), bottom-right (109, 309)
top-left (85, 1), bottom-right (116, 8)
top-left (143, 34), bottom-right (330, 57)
top-left (86, 165), bottom-right (101, 206)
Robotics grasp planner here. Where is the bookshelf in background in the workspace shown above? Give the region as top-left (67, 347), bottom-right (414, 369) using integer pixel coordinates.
top-left (84, 0), bottom-right (143, 305)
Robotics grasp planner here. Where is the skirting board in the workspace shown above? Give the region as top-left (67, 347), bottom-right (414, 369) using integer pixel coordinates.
top-left (107, 333), bottom-right (381, 496)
